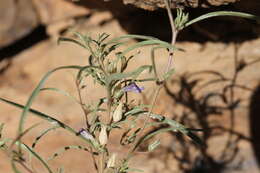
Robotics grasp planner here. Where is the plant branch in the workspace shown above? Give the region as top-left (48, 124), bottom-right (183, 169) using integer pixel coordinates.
top-left (17, 160), bottom-right (35, 173)
top-left (76, 80), bottom-right (90, 128)
top-left (164, 0), bottom-right (178, 72)
top-left (127, 0), bottom-right (179, 157)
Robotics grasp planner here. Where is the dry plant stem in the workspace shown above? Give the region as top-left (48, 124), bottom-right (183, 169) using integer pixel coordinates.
top-left (128, 0), bottom-right (178, 156)
top-left (145, 0), bottom-right (178, 133)
top-left (98, 86), bottom-right (112, 173)
top-left (164, 0), bottom-right (178, 40)
top-left (90, 148), bottom-right (98, 171)
top-left (98, 90), bottom-right (112, 173)
top-left (98, 57), bottom-right (108, 76)
top-left (164, 0), bottom-right (178, 72)
top-left (99, 152), bottom-right (105, 173)
top-left (76, 80), bottom-right (90, 128)
top-left (145, 0), bottom-right (178, 130)
top-left (99, 87), bottom-right (112, 173)
top-left (76, 80), bottom-right (99, 171)
top-left (107, 86), bottom-right (113, 123)
top-left (17, 161), bottom-right (35, 173)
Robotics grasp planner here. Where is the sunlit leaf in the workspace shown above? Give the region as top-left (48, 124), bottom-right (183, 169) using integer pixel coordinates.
top-left (106, 65), bottom-right (152, 85)
top-left (148, 139), bottom-right (160, 152)
top-left (184, 11), bottom-right (260, 29)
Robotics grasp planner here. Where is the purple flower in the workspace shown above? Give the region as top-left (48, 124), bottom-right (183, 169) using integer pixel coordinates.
top-left (77, 128), bottom-right (95, 141)
top-left (123, 83), bottom-right (144, 93)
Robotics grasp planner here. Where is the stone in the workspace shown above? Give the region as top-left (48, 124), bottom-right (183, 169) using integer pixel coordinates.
top-left (0, 0), bottom-right (38, 47)
top-left (32, 0), bottom-right (89, 25)
top-left (122, 0), bottom-right (240, 10)
top-left (0, 0), bottom-right (90, 48)
top-left (32, 0), bottom-right (90, 38)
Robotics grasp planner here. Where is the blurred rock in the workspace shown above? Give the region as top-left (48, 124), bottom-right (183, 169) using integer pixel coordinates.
top-left (32, 0), bottom-right (88, 25)
top-left (77, 0), bottom-right (240, 11)
top-left (0, 0), bottom-right (90, 48)
top-left (0, 0), bottom-right (38, 47)
top-left (122, 0), bottom-right (240, 10)
top-left (32, 0), bottom-right (90, 39)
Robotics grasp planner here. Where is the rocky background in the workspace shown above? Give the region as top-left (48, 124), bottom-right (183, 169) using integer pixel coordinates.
top-left (0, 0), bottom-right (260, 173)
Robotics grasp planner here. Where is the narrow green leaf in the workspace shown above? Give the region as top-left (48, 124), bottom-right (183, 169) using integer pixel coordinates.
top-left (124, 107), bottom-right (147, 117)
top-left (32, 125), bottom-right (60, 148)
top-left (57, 167), bottom-right (65, 173)
top-left (11, 159), bottom-right (22, 173)
top-left (11, 123), bottom-right (42, 149)
top-left (148, 139), bottom-right (160, 152)
top-left (18, 65), bottom-right (82, 146)
top-left (163, 68), bottom-right (175, 80)
top-left (0, 138), bottom-right (10, 148)
top-left (106, 34), bottom-right (159, 45)
top-left (132, 127), bottom-right (175, 151)
top-left (150, 46), bottom-right (165, 80)
top-left (120, 40), bottom-right (175, 57)
top-left (11, 141), bottom-right (54, 173)
top-left (0, 97), bottom-right (95, 148)
top-left (58, 37), bottom-right (86, 49)
top-left (76, 65), bottom-right (106, 86)
top-left (106, 65), bottom-right (152, 84)
top-left (184, 11), bottom-right (260, 29)
top-left (0, 123), bottom-right (4, 138)
top-left (126, 168), bottom-right (144, 172)
top-left (40, 87), bottom-right (79, 104)
top-left (21, 142), bottom-right (54, 173)
top-left (98, 33), bottom-right (110, 44)
top-left (47, 145), bottom-right (92, 161)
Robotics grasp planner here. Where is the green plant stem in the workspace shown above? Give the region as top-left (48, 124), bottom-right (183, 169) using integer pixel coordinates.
top-left (145, 0), bottom-right (178, 139)
top-left (164, 0), bottom-right (178, 72)
top-left (90, 146), bottom-right (98, 171)
top-left (127, 0), bottom-right (179, 157)
top-left (100, 152), bottom-right (105, 173)
top-left (17, 161), bottom-right (34, 173)
top-left (76, 80), bottom-right (90, 128)
top-left (107, 85), bottom-right (113, 124)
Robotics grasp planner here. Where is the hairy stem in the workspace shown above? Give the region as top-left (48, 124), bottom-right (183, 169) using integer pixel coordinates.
top-left (164, 0), bottom-right (178, 72)
top-left (127, 0), bottom-right (179, 156)
top-left (76, 80), bottom-right (90, 128)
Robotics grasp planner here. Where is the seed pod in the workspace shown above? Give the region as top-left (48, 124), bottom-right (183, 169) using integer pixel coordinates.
top-left (99, 125), bottom-right (108, 145)
top-left (112, 102), bottom-right (123, 122)
top-left (107, 153), bottom-right (117, 168)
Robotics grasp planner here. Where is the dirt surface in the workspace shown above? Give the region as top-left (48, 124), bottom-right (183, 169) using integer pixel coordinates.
top-left (1, 2), bottom-right (260, 173)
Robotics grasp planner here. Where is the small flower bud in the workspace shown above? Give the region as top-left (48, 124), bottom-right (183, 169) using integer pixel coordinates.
top-left (112, 102), bottom-right (123, 122)
top-left (107, 153), bottom-right (117, 168)
top-left (123, 83), bottom-right (144, 93)
top-left (77, 128), bottom-right (95, 141)
top-left (99, 125), bottom-right (108, 145)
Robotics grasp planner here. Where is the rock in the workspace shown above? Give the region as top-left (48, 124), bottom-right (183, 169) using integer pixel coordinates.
top-left (0, 0), bottom-right (90, 48)
top-left (31, 0), bottom-right (90, 38)
top-left (0, 0), bottom-right (38, 47)
top-left (32, 0), bottom-right (89, 25)
top-left (122, 0), bottom-right (240, 10)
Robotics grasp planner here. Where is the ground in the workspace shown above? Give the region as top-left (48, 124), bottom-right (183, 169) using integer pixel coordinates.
top-left (0, 2), bottom-right (260, 173)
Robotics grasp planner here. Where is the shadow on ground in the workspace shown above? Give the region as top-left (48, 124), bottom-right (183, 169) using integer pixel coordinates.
top-left (142, 44), bottom-right (260, 172)
top-left (250, 84), bottom-right (260, 169)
